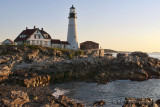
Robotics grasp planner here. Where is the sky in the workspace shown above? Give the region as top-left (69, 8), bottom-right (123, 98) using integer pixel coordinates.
top-left (0, 0), bottom-right (160, 52)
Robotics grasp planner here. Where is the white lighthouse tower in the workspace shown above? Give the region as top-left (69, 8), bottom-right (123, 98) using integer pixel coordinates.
top-left (67, 5), bottom-right (79, 50)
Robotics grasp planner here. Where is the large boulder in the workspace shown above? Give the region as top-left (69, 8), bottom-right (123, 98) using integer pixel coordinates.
top-left (57, 95), bottom-right (84, 107)
top-left (93, 100), bottom-right (106, 106)
top-left (131, 52), bottom-right (149, 58)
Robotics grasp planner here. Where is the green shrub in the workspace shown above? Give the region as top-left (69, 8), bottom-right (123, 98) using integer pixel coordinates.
top-left (22, 43), bottom-right (28, 46)
top-left (74, 50), bottom-right (84, 56)
top-left (69, 53), bottom-right (73, 59)
top-left (28, 45), bottom-right (40, 50)
top-left (0, 51), bottom-right (9, 55)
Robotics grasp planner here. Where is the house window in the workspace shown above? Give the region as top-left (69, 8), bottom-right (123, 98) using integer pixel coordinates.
top-left (32, 40), bottom-right (35, 45)
top-left (45, 41), bottom-right (47, 46)
top-left (45, 34), bottom-right (48, 38)
top-left (34, 35), bottom-right (36, 39)
top-left (40, 41), bottom-right (43, 45)
top-left (39, 35), bottom-right (41, 39)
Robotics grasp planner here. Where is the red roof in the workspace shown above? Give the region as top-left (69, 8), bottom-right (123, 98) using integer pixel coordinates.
top-left (14, 28), bottom-right (51, 42)
top-left (6, 39), bottom-right (14, 43)
top-left (51, 39), bottom-right (61, 44)
top-left (61, 41), bottom-right (70, 45)
top-left (51, 39), bottom-right (70, 45)
top-left (80, 41), bottom-right (99, 45)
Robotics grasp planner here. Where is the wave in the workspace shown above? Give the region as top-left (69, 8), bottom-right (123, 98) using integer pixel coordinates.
top-left (52, 88), bottom-right (70, 98)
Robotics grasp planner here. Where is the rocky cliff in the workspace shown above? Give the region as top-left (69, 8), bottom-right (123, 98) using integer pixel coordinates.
top-left (0, 45), bottom-right (160, 87)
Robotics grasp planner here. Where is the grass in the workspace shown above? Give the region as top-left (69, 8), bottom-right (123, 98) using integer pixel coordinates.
top-left (0, 51), bottom-right (9, 55)
top-left (27, 45), bottom-right (40, 50)
top-left (0, 44), bottom-right (85, 58)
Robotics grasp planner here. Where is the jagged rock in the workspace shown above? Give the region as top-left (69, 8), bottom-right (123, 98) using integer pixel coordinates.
top-left (57, 95), bottom-right (84, 107)
top-left (0, 65), bottom-right (11, 76)
top-left (122, 97), bottom-right (154, 107)
top-left (93, 100), bottom-right (106, 106)
top-left (131, 52), bottom-right (149, 58)
top-left (0, 76), bottom-right (8, 82)
top-left (23, 75), bottom-right (51, 87)
top-left (117, 53), bottom-right (128, 59)
top-left (1, 90), bottom-right (29, 107)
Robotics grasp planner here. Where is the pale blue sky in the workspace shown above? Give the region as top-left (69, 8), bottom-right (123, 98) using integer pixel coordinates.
top-left (0, 0), bottom-right (160, 52)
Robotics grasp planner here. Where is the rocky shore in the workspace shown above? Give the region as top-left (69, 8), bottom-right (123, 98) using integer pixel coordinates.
top-left (0, 45), bottom-right (160, 106)
top-left (122, 97), bottom-right (160, 107)
top-left (0, 86), bottom-right (84, 107)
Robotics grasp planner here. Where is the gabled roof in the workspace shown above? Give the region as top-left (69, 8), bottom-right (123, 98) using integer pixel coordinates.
top-left (80, 41), bottom-right (99, 45)
top-left (14, 29), bottom-right (36, 42)
top-left (40, 30), bottom-right (52, 39)
top-left (14, 28), bottom-right (52, 42)
top-left (3, 39), bottom-right (14, 43)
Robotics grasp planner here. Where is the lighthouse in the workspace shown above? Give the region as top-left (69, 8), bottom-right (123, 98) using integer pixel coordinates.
top-left (67, 5), bottom-right (79, 50)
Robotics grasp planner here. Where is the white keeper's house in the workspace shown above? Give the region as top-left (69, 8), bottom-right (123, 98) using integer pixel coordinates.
top-left (14, 26), bottom-right (70, 49)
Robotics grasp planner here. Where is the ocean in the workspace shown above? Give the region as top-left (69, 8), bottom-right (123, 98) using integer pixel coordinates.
top-left (52, 53), bottom-right (160, 107)
top-left (112, 53), bottom-right (160, 60)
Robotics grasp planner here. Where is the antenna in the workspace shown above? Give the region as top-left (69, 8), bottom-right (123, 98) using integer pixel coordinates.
top-left (71, 0), bottom-right (74, 7)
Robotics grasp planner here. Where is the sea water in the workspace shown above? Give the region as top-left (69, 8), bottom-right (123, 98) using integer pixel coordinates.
top-left (111, 52), bottom-right (160, 60)
top-left (52, 53), bottom-right (160, 107)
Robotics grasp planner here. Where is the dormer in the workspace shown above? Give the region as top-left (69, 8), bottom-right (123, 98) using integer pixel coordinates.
top-left (19, 35), bottom-right (26, 38)
top-left (44, 34), bottom-right (48, 38)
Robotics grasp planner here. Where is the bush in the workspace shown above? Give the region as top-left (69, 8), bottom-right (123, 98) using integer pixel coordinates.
top-left (69, 53), bottom-right (73, 59)
top-left (22, 43), bottom-right (28, 46)
top-left (74, 50), bottom-right (84, 56)
top-left (28, 45), bottom-right (40, 50)
top-left (0, 51), bottom-right (9, 55)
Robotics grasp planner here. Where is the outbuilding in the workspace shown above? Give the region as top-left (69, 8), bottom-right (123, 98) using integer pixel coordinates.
top-left (2, 39), bottom-right (15, 45)
top-left (80, 41), bottom-right (99, 50)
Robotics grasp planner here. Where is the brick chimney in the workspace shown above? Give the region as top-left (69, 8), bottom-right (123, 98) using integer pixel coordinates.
top-left (34, 26), bottom-right (36, 29)
top-left (26, 27), bottom-right (28, 30)
top-left (41, 28), bottom-right (43, 31)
